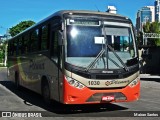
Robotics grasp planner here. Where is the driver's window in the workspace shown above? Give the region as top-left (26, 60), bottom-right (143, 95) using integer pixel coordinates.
top-left (52, 30), bottom-right (58, 64)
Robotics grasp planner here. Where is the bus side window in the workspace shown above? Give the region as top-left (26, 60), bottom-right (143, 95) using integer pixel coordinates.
top-left (19, 37), bottom-right (23, 55)
top-left (41, 26), bottom-right (48, 50)
top-left (7, 42), bottom-right (10, 56)
top-left (23, 35), bottom-right (29, 54)
top-left (52, 31), bottom-right (58, 64)
top-left (30, 29), bottom-right (39, 52)
top-left (11, 41), bottom-right (14, 56)
top-left (14, 39), bottom-right (19, 56)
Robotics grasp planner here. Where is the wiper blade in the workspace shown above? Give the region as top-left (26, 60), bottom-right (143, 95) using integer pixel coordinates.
top-left (85, 45), bottom-right (129, 72)
top-left (108, 57), bottom-right (123, 69)
top-left (107, 45), bottom-right (129, 71)
top-left (85, 49), bottom-right (105, 72)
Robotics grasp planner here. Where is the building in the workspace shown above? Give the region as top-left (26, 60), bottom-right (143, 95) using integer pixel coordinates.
top-left (136, 6), bottom-right (154, 32)
top-left (155, 0), bottom-right (160, 22)
top-left (106, 6), bottom-right (117, 14)
top-left (147, 6), bottom-right (155, 22)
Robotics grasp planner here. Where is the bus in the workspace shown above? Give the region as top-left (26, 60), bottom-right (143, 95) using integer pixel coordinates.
top-left (7, 10), bottom-right (140, 104)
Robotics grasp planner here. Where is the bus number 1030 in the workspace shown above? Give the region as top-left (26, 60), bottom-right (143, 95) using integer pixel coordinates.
top-left (88, 81), bottom-right (100, 85)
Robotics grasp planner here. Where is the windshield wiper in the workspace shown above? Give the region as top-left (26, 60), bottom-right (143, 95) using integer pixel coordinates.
top-left (102, 21), bottom-right (129, 72)
top-left (107, 44), bottom-right (129, 71)
top-left (108, 57), bottom-right (123, 69)
top-left (85, 49), bottom-right (105, 72)
top-left (85, 47), bottom-right (128, 72)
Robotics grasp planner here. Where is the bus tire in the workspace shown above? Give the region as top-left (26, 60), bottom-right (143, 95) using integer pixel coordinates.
top-left (15, 71), bottom-right (20, 89)
top-left (41, 80), bottom-right (51, 105)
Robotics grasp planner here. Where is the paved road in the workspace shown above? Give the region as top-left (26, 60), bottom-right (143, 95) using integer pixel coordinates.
top-left (0, 67), bottom-right (160, 120)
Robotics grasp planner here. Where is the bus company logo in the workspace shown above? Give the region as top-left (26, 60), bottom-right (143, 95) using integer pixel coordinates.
top-left (29, 60), bottom-right (45, 70)
top-left (105, 80), bottom-right (130, 86)
top-left (105, 81), bottom-right (113, 86)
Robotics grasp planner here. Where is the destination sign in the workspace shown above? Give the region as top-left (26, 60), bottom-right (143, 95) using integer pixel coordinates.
top-left (69, 19), bottom-right (100, 26)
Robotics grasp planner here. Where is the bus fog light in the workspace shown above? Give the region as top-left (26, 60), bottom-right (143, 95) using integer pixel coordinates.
top-left (65, 76), bottom-right (85, 89)
top-left (129, 77), bottom-right (140, 88)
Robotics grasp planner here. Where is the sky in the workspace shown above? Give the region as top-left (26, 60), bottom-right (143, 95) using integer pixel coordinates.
top-left (0, 0), bottom-right (154, 35)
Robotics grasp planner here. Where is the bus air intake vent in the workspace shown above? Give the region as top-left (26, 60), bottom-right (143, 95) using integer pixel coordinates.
top-left (86, 92), bottom-right (126, 102)
top-left (96, 74), bottom-right (119, 79)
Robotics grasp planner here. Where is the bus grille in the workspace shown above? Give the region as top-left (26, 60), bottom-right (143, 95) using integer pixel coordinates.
top-left (86, 92), bottom-right (126, 102)
top-left (96, 74), bottom-right (119, 79)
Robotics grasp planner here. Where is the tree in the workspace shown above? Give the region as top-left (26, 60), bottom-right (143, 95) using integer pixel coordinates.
top-left (150, 22), bottom-right (160, 46)
top-left (0, 43), bottom-right (5, 66)
top-left (9, 20), bottom-right (35, 37)
top-left (150, 22), bottom-right (159, 33)
top-left (140, 22), bottom-right (160, 46)
top-left (143, 22), bottom-right (151, 33)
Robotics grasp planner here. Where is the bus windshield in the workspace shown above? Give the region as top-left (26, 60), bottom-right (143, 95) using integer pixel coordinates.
top-left (66, 19), bottom-right (137, 69)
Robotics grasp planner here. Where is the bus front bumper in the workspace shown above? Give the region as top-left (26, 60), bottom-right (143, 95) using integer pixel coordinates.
top-left (63, 79), bottom-right (140, 104)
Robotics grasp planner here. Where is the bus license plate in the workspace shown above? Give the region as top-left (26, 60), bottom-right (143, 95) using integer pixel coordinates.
top-left (102, 96), bottom-right (114, 101)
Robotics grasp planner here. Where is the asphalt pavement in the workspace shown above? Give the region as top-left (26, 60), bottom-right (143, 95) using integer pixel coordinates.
top-left (0, 67), bottom-right (160, 120)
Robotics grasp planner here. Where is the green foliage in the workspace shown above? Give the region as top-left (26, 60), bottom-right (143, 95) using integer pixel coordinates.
top-left (150, 22), bottom-right (160, 33)
top-left (138, 22), bottom-right (160, 46)
top-left (143, 22), bottom-right (151, 33)
top-left (0, 43), bottom-right (5, 64)
top-left (9, 20), bottom-right (35, 37)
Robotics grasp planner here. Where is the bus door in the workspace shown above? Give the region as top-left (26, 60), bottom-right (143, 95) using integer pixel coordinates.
top-left (50, 25), bottom-right (62, 102)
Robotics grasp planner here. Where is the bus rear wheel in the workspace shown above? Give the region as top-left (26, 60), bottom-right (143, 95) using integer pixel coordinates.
top-left (15, 72), bottom-right (20, 89)
top-left (42, 81), bottom-right (51, 105)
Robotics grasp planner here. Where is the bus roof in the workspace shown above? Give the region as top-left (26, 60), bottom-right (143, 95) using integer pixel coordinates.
top-left (44, 10), bottom-right (130, 24)
top-left (54, 10), bottom-right (128, 17)
top-left (8, 10), bottom-right (131, 41)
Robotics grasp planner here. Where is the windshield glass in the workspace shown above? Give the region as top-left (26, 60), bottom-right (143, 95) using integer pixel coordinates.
top-left (66, 19), bottom-right (137, 69)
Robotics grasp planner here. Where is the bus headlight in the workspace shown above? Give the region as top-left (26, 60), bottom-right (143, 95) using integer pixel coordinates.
top-left (65, 76), bottom-right (85, 89)
top-left (129, 77), bottom-right (140, 88)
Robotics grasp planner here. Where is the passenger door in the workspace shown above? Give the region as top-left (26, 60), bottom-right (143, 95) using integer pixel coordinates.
top-left (50, 24), bottom-right (62, 102)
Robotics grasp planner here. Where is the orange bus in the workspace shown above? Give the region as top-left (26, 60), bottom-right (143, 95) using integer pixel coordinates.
top-left (7, 10), bottom-right (140, 104)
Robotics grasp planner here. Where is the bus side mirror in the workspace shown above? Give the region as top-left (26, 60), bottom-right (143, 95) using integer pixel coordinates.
top-left (58, 30), bottom-right (64, 46)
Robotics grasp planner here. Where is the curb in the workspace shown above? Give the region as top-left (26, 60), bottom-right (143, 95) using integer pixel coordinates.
top-left (140, 74), bottom-right (160, 79)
